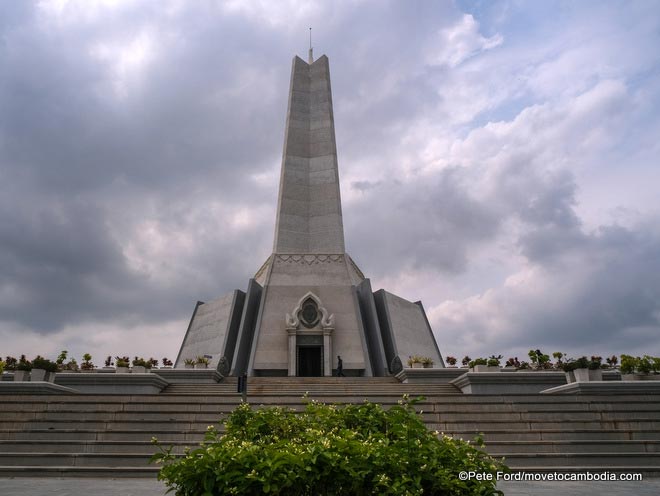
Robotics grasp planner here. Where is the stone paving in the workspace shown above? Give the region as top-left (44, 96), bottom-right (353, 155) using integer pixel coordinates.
top-left (2, 477), bottom-right (660, 495)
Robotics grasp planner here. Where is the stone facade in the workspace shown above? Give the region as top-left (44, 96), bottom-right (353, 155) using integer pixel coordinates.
top-left (176, 54), bottom-right (444, 377)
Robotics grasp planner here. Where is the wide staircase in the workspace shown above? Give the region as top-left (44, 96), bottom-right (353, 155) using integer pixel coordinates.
top-left (0, 378), bottom-right (659, 477)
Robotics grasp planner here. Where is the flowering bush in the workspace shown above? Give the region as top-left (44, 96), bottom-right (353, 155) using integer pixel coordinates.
top-left (152, 396), bottom-right (506, 495)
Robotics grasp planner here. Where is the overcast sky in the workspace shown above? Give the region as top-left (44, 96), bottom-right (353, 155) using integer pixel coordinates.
top-left (1, 0), bottom-right (659, 366)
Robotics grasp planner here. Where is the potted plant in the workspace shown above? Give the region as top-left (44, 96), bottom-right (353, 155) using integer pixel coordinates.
top-left (103, 356), bottom-right (115, 371)
top-left (115, 356), bottom-right (130, 373)
top-left (469, 358), bottom-right (488, 373)
top-left (445, 356), bottom-right (457, 367)
top-left (605, 355), bottom-right (618, 369)
top-left (552, 352), bottom-right (565, 369)
top-left (195, 356), bottom-right (210, 369)
top-left (487, 355), bottom-right (502, 372)
top-left (588, 356), bottom-right (603, 381)
top-left (14, 355), bottom-right (32, 381)
top-left (148, 358), bottom-right (159, 370)
top-left (184, 358), bottom-right (195, 369)
top-left (638, 355), bottom-right (653, 378)
top-left (528, 349), bottom-right (551, 370)
top-left (620, 354), bottom-right (636, 380)
top-left (80, 353), bottom-right (95, 373)
top-left (504, 357), bottom-right (520, 369)
top-left (573, 356), bottom-right (590, 382)
top-left (31, 356), bottom-right (58, 382)
top-left (161, 358), bottom-right (173, 369)
top-left (0, 359), bottom-right (5, 376)
top-left (561, 360), bottom-right (577, 383)
top-left (517, 361), bottom-right (531, 370)
top-left (4, 356), bottom-right (18, 374)
top-left (56, 350), bottom-right (68, 372)
top-left (65, 357), bottom-right (79, 372)
top-left (132, 357), bottom-right (149, 373)
top-left (461, 356), bottom-right (471, 368)
top-left (421, 357), bottom-right (434, 369)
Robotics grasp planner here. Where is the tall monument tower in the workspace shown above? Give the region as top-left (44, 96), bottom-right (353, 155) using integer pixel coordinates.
top-left (175, 53), bottom-right (444, 377)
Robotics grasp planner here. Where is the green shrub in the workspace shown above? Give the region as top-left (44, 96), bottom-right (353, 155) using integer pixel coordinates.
top-left (152, 396), bottom-right (507, 495)
top-left (31, 356), bottom-right (58, 373)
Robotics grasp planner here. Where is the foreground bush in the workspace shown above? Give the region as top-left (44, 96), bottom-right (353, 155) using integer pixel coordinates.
top-left (152, 396), bottom-right (506, 495)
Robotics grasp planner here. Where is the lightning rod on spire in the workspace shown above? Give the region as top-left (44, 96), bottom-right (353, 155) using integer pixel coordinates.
top-left (308, 27), bottom-right (313, 64)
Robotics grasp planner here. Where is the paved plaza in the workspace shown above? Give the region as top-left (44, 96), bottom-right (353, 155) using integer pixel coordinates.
top-left (2, 477), bottom-right (660, 495)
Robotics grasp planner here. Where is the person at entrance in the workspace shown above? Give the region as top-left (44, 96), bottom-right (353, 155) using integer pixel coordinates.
top-left (336, 355), bottom-right (345, 377)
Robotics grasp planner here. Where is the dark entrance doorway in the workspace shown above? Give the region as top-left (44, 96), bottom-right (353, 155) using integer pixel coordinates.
top-left (298, 346), bottom-right (322, 377)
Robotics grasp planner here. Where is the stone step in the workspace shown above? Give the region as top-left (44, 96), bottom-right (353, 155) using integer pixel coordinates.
top-left (0, 391), bottom-right (658, 477)
top-left (448, 429), bottom-right (660, 441)
top-left (4, 393), bottom-right (660, 404)
top-left (5, 438), bottom-right (660, 456)
top-left (0, 440), bottom-right (190, 454)
top-left (484, 440), bottom-right (660, 454)
top-left (2, 399), bottom-right (660, 416)
top-left (0, 466), bottom-right (159, 478)
top-left (0, 452), bottom-right (157, 467)
top-left (499, 452), bottom-right (660, 468)
top-left (0, 429), bottom-right (206, 442)
top-left (2, 409), bottom-right (659, 423)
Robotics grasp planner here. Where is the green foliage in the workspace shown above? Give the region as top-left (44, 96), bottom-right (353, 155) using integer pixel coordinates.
top-left (0, 360), bottom-right (5, 375)
top-left (152, 396), bottom-right (507, 495)
top-left (486, 355), bottom-right (502, 367)
top-left (527, 349), bottom-right (550, 369)
top-left (56, 350), bottom-right (68, 365)
top-left (31, 356), bottom-right (58, 373)
top-left (16, 355), bottom-right (32, 371)
top-left (132, 357), bottom-right (150, 368)
top-left (4, 356), bottom-right (17, 371)
top-left (115, 356), bottom-right (130, 368)
top-left (575, 356), bottom-right (589, 369)
top-left (468, 358), bottom-right (488, 367)
top-left (588, 356), bottom-right (602, 371)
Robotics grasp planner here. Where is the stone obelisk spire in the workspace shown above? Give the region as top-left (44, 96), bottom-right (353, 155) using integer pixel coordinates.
top-left (272, 53), bottom-right (345, 254)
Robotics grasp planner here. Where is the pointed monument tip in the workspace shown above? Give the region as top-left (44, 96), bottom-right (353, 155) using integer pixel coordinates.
top-left (293, 53), bottom-right (328, 66)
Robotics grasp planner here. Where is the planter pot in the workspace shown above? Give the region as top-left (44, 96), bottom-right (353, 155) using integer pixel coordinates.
top-left (13, 370), bottom-right (30, 381)
top-left (80, 369), bottom-right (95, 373)
top-left (423, 363), bottom-right (433, 369)
top-left (160, 366), bottom-right (172, 369)
top-left (574, 368), bottom-right (590, 382)
top-left (116, 366), bottom-right (129, 373)
top-left (589, 369), bottom-right (603, 381)
top-left (565, 371), bottom-right (576, 383)
top-left (473, 365), bottom-right (489, 373)
top-left (446, 365), bottom-right (457, 368)
top-left (132, 366), bottom-right (146, 374)
top-left (194, 363), bottom-right (208, 370)
top-left (487, 366), bottom-right (500, 372)
top-left (31, 368), bottom-right (48, 381)
top-left (621, 373), bottom-right (639, 381)
top-left (102, 367), bottom-right (116, 372)
top-left (185, 364), bottom-right (194, 369)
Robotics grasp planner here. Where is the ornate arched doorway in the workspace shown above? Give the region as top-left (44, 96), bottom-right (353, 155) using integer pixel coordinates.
top-left (285, 292), bottom-right (334, 376)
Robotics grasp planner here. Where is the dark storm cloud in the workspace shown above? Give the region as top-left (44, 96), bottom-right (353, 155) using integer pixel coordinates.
top-left (346, 166), bottom-right (501, 276)
top-left (0, 1), bottom-right (292, 333)
top-left (0, 0), bottom-right (465, 336)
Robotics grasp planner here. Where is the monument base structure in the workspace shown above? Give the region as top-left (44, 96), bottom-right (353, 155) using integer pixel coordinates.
top-left (175, 53), bottom-right (444, 377)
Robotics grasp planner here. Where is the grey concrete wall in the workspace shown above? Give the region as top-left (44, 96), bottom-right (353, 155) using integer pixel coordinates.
top-left (231, 279), bottom-right (263, 376)
top-left (175, 291), bottom-right (243, 369)
top-left (355, 280), bottom-right (388, 376)
top-left (381, 291), bottom-right (443, 368)
top-left (250, 256), bottom-right (368, 375)
top-left (273, 55), bottom-right (345, 254)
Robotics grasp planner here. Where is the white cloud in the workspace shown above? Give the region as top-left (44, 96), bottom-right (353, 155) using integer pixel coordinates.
top-left (428, 14), bottom-right (503, 68)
